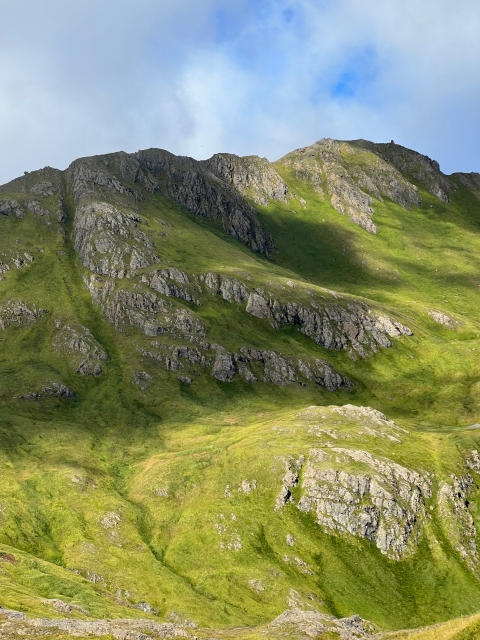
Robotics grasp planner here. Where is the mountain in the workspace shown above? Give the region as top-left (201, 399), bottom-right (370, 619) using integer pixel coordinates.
top-left (1, 138), bottom-right (480, 639)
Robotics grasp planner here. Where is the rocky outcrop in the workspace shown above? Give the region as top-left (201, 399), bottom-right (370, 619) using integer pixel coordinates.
top-left (428, 309), bottom-right (457, 327)
top-left (52, 321), bottom-right (108, 376)
top-left (147, 268), bottom-right (201, 304)
top-left (245, 290), bottom-right (412, 357)
top-left (0, 300), bottom-right (47, 330)
top-left (438, 474), bottom-right (478, 571)
top-left (212, 349), bottom-right (237, 382)
top-left (275, 456), bottom-right (305, 510)
top-left (0, 199), bottom-right (25, 218)
top-left (269, 609), bottom-right (375, 639)
top-left (73, 201), bottom-right (158, 278)
top-left (296, 448), bottom-right (432, 559)
top-left (0, 609), bottom-right (188, 639)
top-left (278, 138), bottom-right (422, 233)
top-left (350, 139), bottom-right (456, 203)
top-left (135, 149), bottom-right (274, 255)
top-left (0, 250), bottom-right (34, 274)
top-left (201, 272), bottom-right (249, 303)
top-left (20, 381), bottom-right (75, 400)
top-left (200, 153), bottom-right (289, 205)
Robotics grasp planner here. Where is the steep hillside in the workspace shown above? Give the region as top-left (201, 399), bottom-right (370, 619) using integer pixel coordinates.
top-left (1, 138), bottom-right (480, 637)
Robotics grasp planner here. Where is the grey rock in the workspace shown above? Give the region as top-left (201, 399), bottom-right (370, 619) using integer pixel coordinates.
top-left (201, 272), bottom-right (249, 303)
top-left (0, 300), bottom-right (48, 330)
top-left (351, 139), bottom-right (456, 203)
top-left (270, 608), bottom-right (375, 639)
top-left (148, 269), bottom-right (199, 304)
top-left (132, 371), bottom-right (153, 390)
top-left (200, 153), bottom-right (289, 205)
top-left (275, 456), bottom-right (304, 510)
top-left (178, 375), bottom-right (192, 384)
top-left (212, 350), bottom-right (236, 382)
top-left (0, 199), bottom-right (25, 218)
top-left (245, 290), bottom-right (412, 357)
top-left (135, 148), bottom-right (275, 255)
top-left (41, 381), bottom-right (75, 399)
top-left (438, 474), bottom-right (478, 571)
top-left (278, 139), bottom-right (422, 233)
top-left (296, 447), bottom-right (432, 559)
top-left (74, 201), bottom-right (158, 278)
top-left (53, 321), bottom-right (107, 376)
top-left (30, 181), bottom-right (57, 196)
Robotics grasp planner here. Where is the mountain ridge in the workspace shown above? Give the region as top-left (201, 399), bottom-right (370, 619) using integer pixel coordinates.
top-left (1, 137), bottom-right (480, 638)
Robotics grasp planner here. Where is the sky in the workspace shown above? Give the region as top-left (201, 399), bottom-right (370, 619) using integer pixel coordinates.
top-left (0, 0), bottom-right (479, 184)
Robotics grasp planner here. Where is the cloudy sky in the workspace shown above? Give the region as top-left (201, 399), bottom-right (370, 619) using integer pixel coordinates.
top-left (0, 0), bottom-right (479, 184)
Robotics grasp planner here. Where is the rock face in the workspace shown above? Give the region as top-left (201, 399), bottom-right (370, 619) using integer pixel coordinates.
top-left (278, 139), bottom-right (422, 233)
top-left (0, 609), bottom-right (187, 639)
top-left (351, 139), bottom-right (456, 203)
top-left (270, 609), bottom-right (375, 639)
top-left (52, 321), bottom-right (108, 376)
top-left (73, 202), bottom-right (158, 278)
top-left (428, 309), bottom-right (457, 328)
top-left (135, 148), bottom-right (275, 255)
top-left (0, 301), bottom-right (47, 330)
top-left (66, 148), bottom-right (274, 256)
top-left (201, 272), bottom-right (249, 303)
top-left (245, 290), bottom-right (412, 357)
top-left (296, 448), bottom-right (432, 559)
top-left (200, 153), bottom-right (289, 205)
top-left (0, 199), bottom-right (25, 218)
top-left (438, 474), bottom-right (478, 571)
top-left (20, 381), bottom-right (75, 400)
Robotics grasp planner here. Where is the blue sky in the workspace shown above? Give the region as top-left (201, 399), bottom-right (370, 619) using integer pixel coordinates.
top-left (0, 0), bottom-right (479, 184)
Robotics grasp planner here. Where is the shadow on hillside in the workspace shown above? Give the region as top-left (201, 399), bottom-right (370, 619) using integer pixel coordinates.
top-left (260, 212), bottom-right (400, 294)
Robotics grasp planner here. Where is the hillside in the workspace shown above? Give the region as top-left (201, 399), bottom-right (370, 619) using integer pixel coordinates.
top-left (1, 138), bottom-right (480, 638)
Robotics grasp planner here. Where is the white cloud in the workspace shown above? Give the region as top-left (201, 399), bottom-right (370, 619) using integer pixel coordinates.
top-left (0, 0), bottom-right (478, 184)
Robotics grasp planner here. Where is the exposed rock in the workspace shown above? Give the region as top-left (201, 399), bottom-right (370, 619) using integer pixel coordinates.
top-left (466, 450), bottom-right (480, 472)
top-left (0, 199), bottom-right (25, 218)
top-left (428, 309), bottom-right (456, 327)
top-left (298, 359), bottom-right (354, 391)
top-left (245, 290), bottom-right (412, 357)
top-left (212, 350), bottom-right (237, 382)
top-left (286, 534), bottom-right (295, 546)
top-left (100, 511), bottom-right (121, 529)
top-left (53, 321), bottom-right (107, 376)
top-left (201, 272), bottom-right (249, 303)
top-left (297, 448), bottom-right (432, 559)
top-left (270, 609), bottom-right (375, 639)
top-left (132, 371), bottom-right (153, 390)
top-left (200, 153), bottom-right (289, 205)
top-left (148, 269), bottom-right (200, 304)
top-left (0, 301), bottom-right (48, 330)
top-left (136, 148), bottom-right (275, 255)
top-left (0, 611), bottom-right (187, 639)
top-left (241, 348), bottom-right (297, 386)
top-left (74, 201), bottom-right (158, 278)
top-left (278, 139), bottom-right (422, 233)
top-left (453, 171), bottom-right (480, 200)
top-left (438, 474), bottom-right (478, 571)
top-left (178, 375), bottom-right (192, 384)
top-left (239, 480), bottom-right (257, 494)
top-left (248, 579), bottom-right (265, 592)
top-left (41, 381), bottom-right (75, 399)
top-left (275, 456), bottom-right (305, 510)
top-left (21, 381), bottom-right (75, 400)
top-left (30, 181), bottom-right (57, 196)
top-left (351, 139), bottom-right (456, 203)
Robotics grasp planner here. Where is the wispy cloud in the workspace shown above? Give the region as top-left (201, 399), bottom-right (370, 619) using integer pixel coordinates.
top-left (0, 0), bottom-right (478, 184)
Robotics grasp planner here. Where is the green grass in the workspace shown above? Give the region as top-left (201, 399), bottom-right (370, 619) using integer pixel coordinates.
top-left (1, 149), bottom-right (480, 634)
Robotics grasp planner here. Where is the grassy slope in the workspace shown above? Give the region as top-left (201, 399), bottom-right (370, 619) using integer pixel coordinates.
top-left (1, 155), bottom-right (480, 633)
